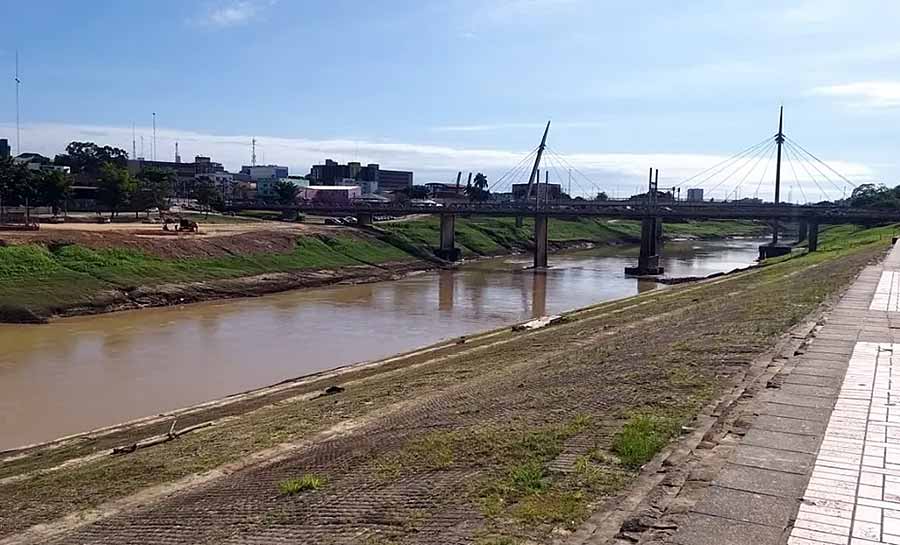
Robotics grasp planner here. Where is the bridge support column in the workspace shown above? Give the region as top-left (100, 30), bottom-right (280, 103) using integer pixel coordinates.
top-left (516, 216), bottom-right (524, 227)
top-left (534, 214), bottom-right (548, 269)
top-left (625, 216), bottom-right (664, 276)
top-left (356, 212), bottom-right (373, 226)
top-left (808, 221), bottom-right (819, 252)
top-left (434, 213), bottom-right (462, 261)
top-left (798, 220), bottom-right (808, 243)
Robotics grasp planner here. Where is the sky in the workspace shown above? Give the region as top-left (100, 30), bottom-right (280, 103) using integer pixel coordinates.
top-left (0, 0), bottom-right (898, 201)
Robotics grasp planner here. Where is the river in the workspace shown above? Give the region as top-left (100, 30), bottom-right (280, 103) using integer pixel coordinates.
top-left (0, 238), bottom-right (766, 450)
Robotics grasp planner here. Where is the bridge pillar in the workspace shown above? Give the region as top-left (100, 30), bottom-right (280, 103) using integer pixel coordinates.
top-left (625, 216), bottom-right (664, 276)
top-left (808, 221), bottom-right (819, 252)
top-left (516, 216), bottom-right (524, 227)
top-left (356, 212), bottom-right (373, 226)
top-left (435, 213), bottom-right (462, 261)
top-left (798, 220), bottom-right (809, 243)
top-left (534, 214), bottom-right (549, 269)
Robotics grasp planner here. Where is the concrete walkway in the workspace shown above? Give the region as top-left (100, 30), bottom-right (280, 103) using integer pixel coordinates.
top-left (668, 243), bottom-right (900, 545)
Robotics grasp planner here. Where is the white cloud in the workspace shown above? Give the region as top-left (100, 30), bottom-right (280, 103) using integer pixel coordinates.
top-left (194, 1), bottom-right (269, 28)
top-left (812, 81), bottom-right (900, 109)
top-left (430, 121), bottom-right (606, 133)
top-left (1, 121), bottom-right (875, 202)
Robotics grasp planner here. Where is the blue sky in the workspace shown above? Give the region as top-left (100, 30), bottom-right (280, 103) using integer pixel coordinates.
top-left (0, 0), bottom-right (898, 200)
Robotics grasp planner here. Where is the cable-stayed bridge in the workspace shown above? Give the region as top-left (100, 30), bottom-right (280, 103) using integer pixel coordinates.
top-left (229, 110), bottom-right (897, 273)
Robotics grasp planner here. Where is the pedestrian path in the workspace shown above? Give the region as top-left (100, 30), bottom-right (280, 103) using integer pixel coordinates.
top-left (668, 242), bottom-right (900, 545)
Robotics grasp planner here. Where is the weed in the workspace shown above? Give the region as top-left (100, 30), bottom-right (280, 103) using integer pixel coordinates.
top-left (278, 474), bottom-right (326, 495)
top-left (611, 414), bottom-right (681, 468)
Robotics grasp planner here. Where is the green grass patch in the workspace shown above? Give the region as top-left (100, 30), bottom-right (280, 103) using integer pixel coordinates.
top-left (278, 474), bottom-right (326, 495)
top-left (612, 414), bottom-right (681, 468)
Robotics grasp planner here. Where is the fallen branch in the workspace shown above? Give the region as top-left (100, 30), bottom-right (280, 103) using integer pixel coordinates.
top-left (111, 420), bottom-right (214, 455)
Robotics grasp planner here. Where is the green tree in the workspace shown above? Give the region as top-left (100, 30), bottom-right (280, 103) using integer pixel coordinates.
top-left (466, 172), bottom-right (491, 202)
top-left (135, 167), bottom-right (174, 213)
top-left (595, 191), bottom-right (609, 201)
top-left (37, 170), bottom-right (72, 215)
top-left (273, 179), bottom-right (300, 205)
top-left (97, 163), bottom-right (137, 218)
top-left (194, 178), bottom-right (224, 217)
top-left (55, 142), bottom-right (129, 179)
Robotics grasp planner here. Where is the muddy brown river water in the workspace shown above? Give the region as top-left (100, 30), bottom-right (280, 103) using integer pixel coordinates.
top-left (0, 239), bottom-right (766, 450)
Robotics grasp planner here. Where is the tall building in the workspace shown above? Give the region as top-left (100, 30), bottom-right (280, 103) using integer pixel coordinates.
top-left (309, 159), bottom-right (413, 194)
top-left (0, 139), bottom-right (9, 159)
top-left (128, 155), bottom-right (225, 198)
top-left (686, 188), bottom-right (704, 202)
top-left (240, 165), bottom-right (289, 198)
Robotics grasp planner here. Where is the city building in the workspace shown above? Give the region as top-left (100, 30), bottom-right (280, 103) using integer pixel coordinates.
top-left (241, 165), bottom-right (289, 199)
top-left (128, 155), bottom-right (225, 198)
top-left (308, 160), bottom-right (413, 194)
top-left (424, 182), bottom-right (466, 200)
top-left (0, 139), bottom-right (9, 159)
top-left (299, 185), bottom-right (362, 205)
top-left (512, 183), bottom-right (562, 202)
top-left (13, 153), bottom-right (71, 174)
top-left (686, 188), bottom-right (704, 202)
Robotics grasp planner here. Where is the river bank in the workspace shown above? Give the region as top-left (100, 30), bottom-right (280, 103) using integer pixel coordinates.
top-left (0, 217), bottom-right (768, 323)
top-left (0, 224), bottom-right (893, 544)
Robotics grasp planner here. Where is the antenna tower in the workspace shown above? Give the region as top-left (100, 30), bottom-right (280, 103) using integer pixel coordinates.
top-left (251, 138), bottom-right (257, 166)
top-left (132, 123), bottom-right (136, 159)
top-left (15, 50), bottom-right (21, 154)
top-left (152, 112), bottom-right (157, 161)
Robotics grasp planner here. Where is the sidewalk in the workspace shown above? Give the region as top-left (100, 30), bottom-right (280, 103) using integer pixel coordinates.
top-left (668, 243), bottom-right (900, 545)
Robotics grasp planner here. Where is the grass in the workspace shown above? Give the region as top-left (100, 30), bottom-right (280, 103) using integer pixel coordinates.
top-left (381, 216), bottom-right (768, 257)
top-left (0, 234), bottom-right (411, 320)
top-left (278, 474), bottom-right (326, 495)
top-left (611, 414), bottom-right (682, 468)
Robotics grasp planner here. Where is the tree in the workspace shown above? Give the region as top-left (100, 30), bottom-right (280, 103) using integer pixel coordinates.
top-left (0, 158), bottom-right (33, 222)
top-left (406, 185), bottom-right (429, 199)
top-left (135, 167), bottom-right (174, 213)
top-left (55, 141), bottom-right (128, 179)
top-left (96, 163), bottom-right (137, 218)
top-left (594, 191), bottom-right (609, 201)
top-left (194, 178), bottom-right (224, 217)
top-left (466, 172), bottom-right (491, 202)
top-left (273, 179), bottom-right (300, 205)
top-left (37, 170), bottom-right (72, 215)
top-left (847, 183), bottom-right (900, 209)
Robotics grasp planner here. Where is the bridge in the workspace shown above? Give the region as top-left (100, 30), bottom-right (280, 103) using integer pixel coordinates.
top-left (229, 109), bottom-right (900, 274)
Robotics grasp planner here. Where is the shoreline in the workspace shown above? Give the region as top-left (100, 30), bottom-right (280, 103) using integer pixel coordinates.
top-left (0, 231), bottom-right (764, 325)
top-left (2, 235), bottom-right (771, 456)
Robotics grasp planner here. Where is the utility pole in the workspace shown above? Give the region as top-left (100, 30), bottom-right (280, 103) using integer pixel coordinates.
top-left (773, 106), bottom-right (785, 245)
top-left (251, 138), bottom-right (257, 166)
top-left (152, 112), bottom-right (157, 161)
top-left (132, 123), bottom-right (137, 159)
top-left (15, 50), bottom-right (21, 154)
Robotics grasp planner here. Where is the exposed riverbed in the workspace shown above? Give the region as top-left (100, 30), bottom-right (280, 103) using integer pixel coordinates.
top-left (0, 238), bottom-right (766, 450)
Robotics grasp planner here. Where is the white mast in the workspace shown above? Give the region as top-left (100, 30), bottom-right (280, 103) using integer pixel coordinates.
top-left (15, 50), bottom-right (21, 154)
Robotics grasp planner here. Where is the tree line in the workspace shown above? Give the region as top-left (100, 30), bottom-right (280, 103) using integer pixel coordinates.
top-left (0, 141), bottom-right (233, 219)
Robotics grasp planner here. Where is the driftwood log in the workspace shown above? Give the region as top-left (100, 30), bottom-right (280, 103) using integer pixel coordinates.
top-left (111, 420), bottom-right (214, 455)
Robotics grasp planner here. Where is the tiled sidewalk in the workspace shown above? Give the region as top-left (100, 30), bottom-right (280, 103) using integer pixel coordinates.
top-left (669, 243), bottom-right (900, 545)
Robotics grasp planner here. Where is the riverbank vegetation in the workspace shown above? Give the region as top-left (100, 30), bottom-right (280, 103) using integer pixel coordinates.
top-left (0, 217), bottom-right (767, 322)
top-left (0, 223), bottom-right (893, 542)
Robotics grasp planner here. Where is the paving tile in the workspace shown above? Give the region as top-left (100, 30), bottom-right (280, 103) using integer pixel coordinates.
top-left (756, 402), bottom-right (833, 422)
top-left (732, 444), bottom-right (815, 474)
top-left (692, 486), bottom-right (795, 528)
top-left (752, 415), bottom-right (828, 436)
top-left (742, 428), bottom-right (823, 454)
top-left (715, 463), bottom-right (808, 498)
top-left (670, 512), bottom-right (784, 545)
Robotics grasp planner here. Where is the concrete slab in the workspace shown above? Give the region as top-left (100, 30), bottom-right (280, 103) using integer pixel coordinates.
top-left (715, 464), bottom-right (808, 498)
top-left (751, 415), bottom-right (828, 437)
top-left (670, 513), bottom-right (783, 545)
top-left (732, 444), bottom-right (815, 474)
top-left (692, 486), bottom-right (795, 528)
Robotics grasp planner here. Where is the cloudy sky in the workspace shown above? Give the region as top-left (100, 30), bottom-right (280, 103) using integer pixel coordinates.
top-left (0, 0), bottom-right (898, 200)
